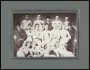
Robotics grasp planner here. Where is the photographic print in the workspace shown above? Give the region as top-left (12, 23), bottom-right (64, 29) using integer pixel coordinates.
top-left (12, 10), bottom-right (79, 58)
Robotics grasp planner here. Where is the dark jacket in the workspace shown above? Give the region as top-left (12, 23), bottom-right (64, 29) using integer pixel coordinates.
top-left (45, 22), bottom-right (53, 31)
top-left (14, 29), bottom-right (27, 56)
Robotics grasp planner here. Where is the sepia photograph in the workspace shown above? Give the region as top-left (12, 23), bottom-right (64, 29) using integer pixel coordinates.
top-left (12, 10), bottom-right (79, 58)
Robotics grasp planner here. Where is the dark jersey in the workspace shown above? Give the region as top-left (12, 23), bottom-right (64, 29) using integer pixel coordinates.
top-left (45, 22), bottom-right (53, 31)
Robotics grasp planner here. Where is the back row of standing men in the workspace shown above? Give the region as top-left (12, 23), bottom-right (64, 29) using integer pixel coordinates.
top-left (20, 14), bottom-right (71, 32)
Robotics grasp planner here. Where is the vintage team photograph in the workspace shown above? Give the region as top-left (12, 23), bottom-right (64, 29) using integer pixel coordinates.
top-left (12, 10), bottom-right (79, 58)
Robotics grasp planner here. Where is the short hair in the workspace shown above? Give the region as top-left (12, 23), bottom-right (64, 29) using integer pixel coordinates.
top-left (16, 24), bottom-right (20, 28)
top-left (28, 23), bottom-right (32, 26)
top-left (56, 16), bottom-right (59, 18)
top-left (46, 16), bottom-right (50, 19)
top-left (25, 15), bottom-right (29, 17)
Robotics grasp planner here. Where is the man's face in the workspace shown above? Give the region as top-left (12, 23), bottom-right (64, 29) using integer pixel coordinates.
top-left (46, 18), bottom-right (50, 22)
top-left (65, 17), bottom-right (68, 20)
top-left (37, 15), bottom-right (41, 20)
top-left (55, 16), bottom-right (59, 20)
top-left (25, 15), bottom-right (29, 20)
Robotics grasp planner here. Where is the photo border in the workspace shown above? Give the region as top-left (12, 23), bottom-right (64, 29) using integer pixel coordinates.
top-left (10, 9), bottom-right (80, 59)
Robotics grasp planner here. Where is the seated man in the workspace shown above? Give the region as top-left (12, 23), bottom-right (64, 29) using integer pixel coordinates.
top-left (32, 24), bottom-right (43, 46)
top-left (52, 41), bottom-right (61, 57)
top-left (50, 23), bottom-right (61, 47)
top-left (25, 23), bottom-right (32, 36)
top-left (42, 25), bottom-right (50, 47)
top-left (14, 24), bottom-right (27, 57)
top-left (53, 41), bottom-right (75, 57)
top-left (59, 25), bottom-right (71, 48)
top-left (16, 40), bottom-right (31, 57)
top-left (28, 41), bottom-right (44, 57)
top-left (63, 17), bottom-right (71, 30)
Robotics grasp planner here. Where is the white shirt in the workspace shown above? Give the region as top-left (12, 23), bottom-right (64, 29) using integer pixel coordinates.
top-left (60, 29), bottom-right (71, 39)
top-left (59, 29), bottom-right (71, 45)
top-left (50, 28), bottom-right (60, 40)
top-left (52, 20), bottom-right (62, 28)
top-left (21, 20), bottom-right (32, 30)
top-left (32, 31), bottom-right (42, 39)
top-left (33, 20), bottom-right (44, 31)
top-left (34, 20), bottom-right (44, 25)
top-left (42, 30), bottom-right (50, 43)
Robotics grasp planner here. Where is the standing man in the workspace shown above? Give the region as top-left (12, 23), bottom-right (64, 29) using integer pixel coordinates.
top-left (63, 17), bottom-right (71, 30)
top-left (45, 16), bottom-right (53, 31)
top-left (50, 23), bottom-right (60, 49)
top-left (52, 16), bottom-right (62, 30)
top-left (33, 14), bottom-right (44, 31)
top-left (20, 15), bottom-right (32, 32)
